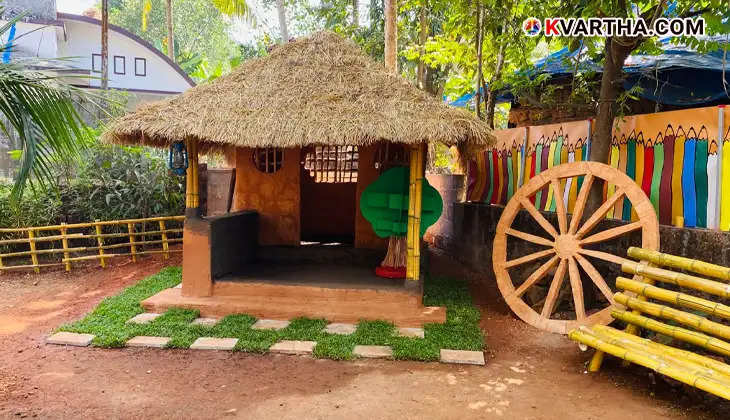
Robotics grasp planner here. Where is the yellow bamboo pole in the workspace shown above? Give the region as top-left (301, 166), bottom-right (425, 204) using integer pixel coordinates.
top-left (95, 220), bottom-right (106, 268)
top-left (27, 229), bottom-right (39, 273)
top-left (159, 220), bottom-right (169, 260)
top-left (569, 327), bottom-right (730, 400)
top-left (622, 262), bottom-right (730, 299)
top-left (628, 247), bottom-right (730, 282)
top-left (186, 138), bottom-right (200, 210)
top-left (0, 215), bottom-right (184, 233)
top-left (611, 310), bottom-right (730, 357)
top-left (0, 253), bottom-right (4, 274)
top-left (614, 292), bottom-right (730, 340)
top-left (127, 223), bottom-right (137, 262)
top-left (62, 249), bottom-right (182, 263)
top-left (0, 232), bottom-right (84, 245)
top-left (60, 223), bottom-right (70, 272)
top-left (406, 144), bottom-right (424, 281)
top-left (593, 324), bottom-right (730, 379)
top-left (616, 276), bottom-right (730, 320)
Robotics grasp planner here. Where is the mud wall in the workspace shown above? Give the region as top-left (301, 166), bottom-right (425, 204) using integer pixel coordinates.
top-left (231, 147), bottom-right (301, 246)
top-left (354, 144), bottom-right (388, 250)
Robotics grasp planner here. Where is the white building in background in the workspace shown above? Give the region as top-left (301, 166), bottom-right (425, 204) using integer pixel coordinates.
top-left (0, 1), bottom-right (195, 107)
top-left (0, 0), bottom-right (195, 179)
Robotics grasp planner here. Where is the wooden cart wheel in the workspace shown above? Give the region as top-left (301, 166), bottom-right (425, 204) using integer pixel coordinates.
top-left (493, 161), bottom-right (659, 334)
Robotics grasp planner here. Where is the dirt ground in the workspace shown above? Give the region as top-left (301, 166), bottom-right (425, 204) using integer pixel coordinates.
top-left (1, 251), bottom-right (729, 419)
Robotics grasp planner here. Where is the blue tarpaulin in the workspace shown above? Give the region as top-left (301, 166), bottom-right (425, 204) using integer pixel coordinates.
top-left (447, 37), bottom-right (730, 108)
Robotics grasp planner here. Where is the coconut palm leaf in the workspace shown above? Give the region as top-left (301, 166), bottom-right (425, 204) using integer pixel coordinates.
top-left (0, 10), bottom-right (101, 201)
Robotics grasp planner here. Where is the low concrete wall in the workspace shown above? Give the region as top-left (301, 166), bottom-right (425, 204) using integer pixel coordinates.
top-left (448, 203), bottom-right (730, 279)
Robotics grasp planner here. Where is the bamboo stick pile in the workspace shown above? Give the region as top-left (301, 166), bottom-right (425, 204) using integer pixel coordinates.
top-left (0, 215), bottom-right (184, 273)
top-left (569, 246), bottom-right (730, 400)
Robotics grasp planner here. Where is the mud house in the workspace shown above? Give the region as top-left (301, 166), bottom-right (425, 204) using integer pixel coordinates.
top-left (103, 32), bottom-right (494, 326)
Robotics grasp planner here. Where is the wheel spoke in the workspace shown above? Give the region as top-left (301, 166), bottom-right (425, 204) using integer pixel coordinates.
top-left (541, 258), bottom-right (567, 318)
top-left (511, 255), bottom-right (560, 298)
top-left (577, 248), bottom-right (632, 267)
top-left (506, 228), bottom-right (555, 247)
top-left (568, 173), bottom-right (594, 234)
top-left (574, 253), bottom-right (616, 304)
top-left (551, 178), bottom-right (568, 234)
top-left (567, 257), bottom-right (586, 320)
top-left (580, 221), bottom-right (643, 246)
top-left (519, 197), bottom-right (559, 238)
top-left (504, 249), bottom-right (556, 268)
top-left (575, 188), bottom-right (626, 238)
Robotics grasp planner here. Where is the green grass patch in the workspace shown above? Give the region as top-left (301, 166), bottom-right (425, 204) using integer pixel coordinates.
top-left (59, 267), bottom-right (484, 361)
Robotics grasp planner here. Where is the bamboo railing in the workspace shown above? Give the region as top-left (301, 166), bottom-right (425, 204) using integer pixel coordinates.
top-left (0, 215), bottom-right (184, 273)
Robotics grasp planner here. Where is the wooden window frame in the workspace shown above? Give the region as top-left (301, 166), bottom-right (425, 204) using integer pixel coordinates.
top-left (113, 55), bottom-right (125, 75)
top-left (134, 57), bottom-right (146, 76)
top-left (303, 146), bottom-right (358, 183)
top-left (91, 53), bottom-right (102, 73)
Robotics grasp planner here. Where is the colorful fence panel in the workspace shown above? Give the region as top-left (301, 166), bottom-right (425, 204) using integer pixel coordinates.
top-left (466, 105), bottom-right (728, 231)
top-left (609, 106), bottom-right (723, 229)
top-left (467, 127), bottom-right (527, 204)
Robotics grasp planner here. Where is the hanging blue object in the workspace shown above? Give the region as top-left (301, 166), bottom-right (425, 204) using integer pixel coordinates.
top-left (168, 141), bottom-right (188, 176)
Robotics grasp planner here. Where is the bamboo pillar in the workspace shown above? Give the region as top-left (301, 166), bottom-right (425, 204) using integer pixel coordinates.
top-left (28, 229), bottom-right (39, 273)
top-left (127, 223), bottom-right (137, 262)
top-left (185, 138), bottom-right (200, 211)
top-left (406, 144), bottom-right (424, 281)
top-left (61, 223), bottom-right (70, 272)
top-left (95, 220), bottom-right (106, 267)
top-left (159, 220), bottom-right (169, 259)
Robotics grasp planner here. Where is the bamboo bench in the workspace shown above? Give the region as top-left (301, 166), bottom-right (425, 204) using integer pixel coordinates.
top-left (569, 247), bottom-right (730, 400)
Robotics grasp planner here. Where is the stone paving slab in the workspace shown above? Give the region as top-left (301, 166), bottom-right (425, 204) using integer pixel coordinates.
top-left (353, 345), bottom-right (393, 358)
top-left (269, 340), bottom-right (316, 355)
top-left (251, 319), bottom-right (290, 330)
top-left (191, 317), bottom-right (219, 327)
top-left (397, 327), bottom-right (425, 339)
top-left (324, 323), bottom-right (357, 335)
top-left (126, 336), bottom-right (170, 348)
top-left (190, 337), bottom-right (238, 350)
top-left (46, 332), bottom-right (94, 347)
top-left (439, 349), bottom-right (485, 365)
top-left (126, 313), bottom-right (161, 325)
top-left (174, 283), bottom-right (182, 289)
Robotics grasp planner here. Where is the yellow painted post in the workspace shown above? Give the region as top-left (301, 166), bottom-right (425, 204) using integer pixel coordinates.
top-left (0, 252), bottom-right (4, 274)
top-left (27, 229), bottom-right (39, 273)
top-left (60, 223), bottom-right (71, 272)
top-left (159, 220), bottom-right (169, 259)
top-left (127, 222), bottom-right (137, 262)
top-left (406, 144), bottom-right (424, 281)
top-left (185, 138), bottom-right (200, 210)
top-left (95, 220), bottom-right (106, 268)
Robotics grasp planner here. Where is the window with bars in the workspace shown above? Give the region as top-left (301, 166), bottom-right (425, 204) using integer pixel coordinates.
top-left (303, 146), bottom-right (359, 183)
top-left (252, 148), bottom-right (283, 174)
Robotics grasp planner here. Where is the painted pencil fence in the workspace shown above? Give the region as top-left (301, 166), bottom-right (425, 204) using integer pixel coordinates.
top-left (608, 106), bottom-right (725, 229)
top-left (466, 105), bottom-right (729, 231)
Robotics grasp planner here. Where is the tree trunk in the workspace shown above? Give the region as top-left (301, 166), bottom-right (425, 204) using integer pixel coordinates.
top-left (165, 0), bottom-right (175, 61)
top-left (473, 0), bottom-right (483, 119)
top-left (276, 0), bottom-right (289, 42)
top-left (101, 0), bottom-right (108, 90)
top-left (417, 1), bottom-right (428, 89)
top-left (352, 0), bottom-right (359, 27)
top-left (484, 28), bottom-right (506, 129)
top-left (586, 37), bottom-right (635, 210)
top-left (384, 0), bottom-right (397, 73)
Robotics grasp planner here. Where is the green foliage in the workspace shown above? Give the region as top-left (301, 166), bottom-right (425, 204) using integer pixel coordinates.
top-left (110, 0), bottom-right (238, 74)
top-left (0, 134), bottom-right (184, 231)
top-left (359, 166), bottom-right (443, 238)
top-left (59, 267), bottom-right (484, 361)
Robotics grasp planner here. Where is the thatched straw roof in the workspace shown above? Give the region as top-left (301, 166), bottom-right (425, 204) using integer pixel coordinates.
top-left (103, 31), bottom-right (495, 150)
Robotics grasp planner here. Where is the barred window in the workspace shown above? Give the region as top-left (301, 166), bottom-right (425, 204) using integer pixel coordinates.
top-left (303, 146), bottom-right (358, 183)
top-left (252, 148), bottom-right (283, 174)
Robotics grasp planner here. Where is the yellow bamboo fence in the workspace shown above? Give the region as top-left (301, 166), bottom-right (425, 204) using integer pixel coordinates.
top-left (0, 216), bottom-right (184, 273)
top-left (569, 247), bottom-right (730, 400)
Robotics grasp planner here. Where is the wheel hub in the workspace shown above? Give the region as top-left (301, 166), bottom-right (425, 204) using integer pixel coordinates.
top-left (555, 234), bottom-right (578, 259)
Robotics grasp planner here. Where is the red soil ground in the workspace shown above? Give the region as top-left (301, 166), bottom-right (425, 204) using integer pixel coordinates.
top-left (1, 250), bottom-right (728, 419)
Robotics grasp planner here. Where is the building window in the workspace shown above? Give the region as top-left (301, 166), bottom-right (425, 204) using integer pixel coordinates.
top-left (134, 57), bottom-right (146, 76)
top-left (113, 55), bottom-right (125, 75)
top-left (91, 53), bottom-right (101, 73)
top-left (252, 148), bottom-right (283, 174)
top-left (303, 146), bottom-right (358, 183)
top-left (374, 143), bottom-right (408, 173)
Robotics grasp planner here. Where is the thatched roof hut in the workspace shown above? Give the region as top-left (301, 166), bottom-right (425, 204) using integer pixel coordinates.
top-left (103, 31), bottom-right (495, 150)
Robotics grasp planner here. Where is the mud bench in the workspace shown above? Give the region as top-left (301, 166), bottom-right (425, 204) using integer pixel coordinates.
top-left (569, 247), bottom-right (730, 400)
